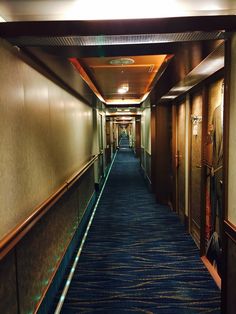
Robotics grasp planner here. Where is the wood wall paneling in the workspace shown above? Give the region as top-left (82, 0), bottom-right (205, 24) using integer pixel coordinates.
top-left (154, 104), bottom-right (172, 205)
top-left (151, 107), bottom-right (156, 190)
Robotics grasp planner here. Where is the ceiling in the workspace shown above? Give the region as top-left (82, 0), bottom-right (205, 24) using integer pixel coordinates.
top-left (0, 1), bottom-right (230, 111)
top-left (70, 55), bottom-right (169, 105)
top-left (0, 0), bottom-right (236, 21)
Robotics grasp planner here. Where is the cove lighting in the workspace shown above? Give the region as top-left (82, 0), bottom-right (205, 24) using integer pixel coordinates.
top-left (63, 0), bottom-right (235, 20)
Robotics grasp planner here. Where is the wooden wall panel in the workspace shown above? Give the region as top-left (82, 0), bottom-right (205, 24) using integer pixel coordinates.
top-left (154, 104), bottom-right (172, 205)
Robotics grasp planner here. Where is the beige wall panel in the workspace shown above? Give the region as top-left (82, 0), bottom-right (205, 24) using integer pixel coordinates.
top-left (0, 41), bottom-right (32, 239)
top-left (22, 64), bottom-right (54, 212)
top-left (0, 251), bottom-right (18, 314)
top-left (48, 84), bottom-right (67, 184)
top-left (0, 39), bottom-right (94, 239)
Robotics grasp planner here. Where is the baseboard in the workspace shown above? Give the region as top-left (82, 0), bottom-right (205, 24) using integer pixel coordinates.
top-left (37, 192), bottom-right (97, 314)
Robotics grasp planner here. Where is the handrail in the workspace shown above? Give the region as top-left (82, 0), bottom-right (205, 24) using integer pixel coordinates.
top-left (0, 154), bottom-right (99, 260)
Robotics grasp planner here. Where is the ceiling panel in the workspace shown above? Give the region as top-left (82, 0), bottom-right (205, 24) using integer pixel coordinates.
top-left (70, 55), bottom-right (168, 104)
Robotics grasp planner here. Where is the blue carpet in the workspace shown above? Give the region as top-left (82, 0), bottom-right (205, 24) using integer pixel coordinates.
top-left (52, 137), bottom-right (221, 313)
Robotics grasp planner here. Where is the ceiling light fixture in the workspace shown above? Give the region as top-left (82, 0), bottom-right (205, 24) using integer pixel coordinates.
top-left (118, 84), bottom-right (129, 94)
top-left (110, 58), bottom-right (134, 65)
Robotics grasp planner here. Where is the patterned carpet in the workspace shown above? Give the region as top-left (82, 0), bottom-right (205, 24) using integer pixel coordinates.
top-left (52, 136), bottom-right (221, 313)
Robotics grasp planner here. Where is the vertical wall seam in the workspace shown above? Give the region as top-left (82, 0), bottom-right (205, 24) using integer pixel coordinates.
top-left (185, 95), bottom-right (190, 219)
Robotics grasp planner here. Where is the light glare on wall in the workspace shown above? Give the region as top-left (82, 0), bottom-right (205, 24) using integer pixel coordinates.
top-left (0, 16), bottom-right (6, 22)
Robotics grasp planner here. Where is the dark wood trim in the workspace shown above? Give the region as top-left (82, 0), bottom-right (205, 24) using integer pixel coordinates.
top-left (151, 106), bottom-right (157, 191)
top-left (221, 37), bottom-right (231, 314)
top-left (189, 94), bottom-right (194, 239)
top-left (41, 43), bottom-right (177, 59)
top-left (186, 96), bottom-right (192, 233)
top-left (1, 16), bottom-right (236, 37)
top-left (0, 155), bottom-right (99, 261)
top-left (173, 68), bottom-right (225, 107)
top-left (224, 221), bottom-right (236, 243)
top-left (200, 86), bottom-right (208, 255)
top-left (171, 104), bottom-right (177, 212)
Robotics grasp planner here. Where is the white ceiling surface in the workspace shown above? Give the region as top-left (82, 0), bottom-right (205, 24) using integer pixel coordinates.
top-left (0, 0), bottom-right (236, 22)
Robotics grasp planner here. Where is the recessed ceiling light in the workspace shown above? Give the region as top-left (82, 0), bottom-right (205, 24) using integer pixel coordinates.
top-left (110, 58), bottom-right (134, 65)
top-left (118, 84), bottom-right (129, 94)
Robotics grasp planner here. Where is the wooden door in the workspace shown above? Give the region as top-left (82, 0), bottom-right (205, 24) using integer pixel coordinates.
top-left (176, 102), bottom-right (186, 223)
top-left (135, 117), bottom-right (141, 157)
top-left (105, 120), bottom-right (111, 165)
top-left (190, 92), bottom-right (203, 247)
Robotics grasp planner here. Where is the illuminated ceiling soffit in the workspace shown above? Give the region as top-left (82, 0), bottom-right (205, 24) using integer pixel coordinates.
top-left (70, 55), bottom-right (170, 105)
top-left (1, 0), bottom-right (236, 21)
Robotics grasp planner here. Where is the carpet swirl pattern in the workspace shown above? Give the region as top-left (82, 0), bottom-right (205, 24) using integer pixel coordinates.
top-left (53, 137), bottom-right (221, 313)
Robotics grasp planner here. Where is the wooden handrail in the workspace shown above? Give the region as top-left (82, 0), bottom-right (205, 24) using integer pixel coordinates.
top-left (0, 154), bottom-right (99, 260)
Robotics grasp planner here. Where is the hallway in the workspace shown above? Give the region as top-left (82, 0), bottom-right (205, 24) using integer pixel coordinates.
top-left (52, 137), bottom-right (220, 313)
